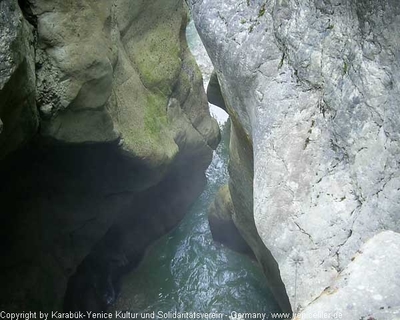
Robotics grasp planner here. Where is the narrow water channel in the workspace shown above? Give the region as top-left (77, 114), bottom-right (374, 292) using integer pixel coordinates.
top-left (111, 21), bottom-right (281, 319)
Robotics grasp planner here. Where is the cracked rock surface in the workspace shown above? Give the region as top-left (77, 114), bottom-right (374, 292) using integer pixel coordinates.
top-left (189, 0), bottom-right (400, 312)
top-left (294, 231), bottom-right (400, 319)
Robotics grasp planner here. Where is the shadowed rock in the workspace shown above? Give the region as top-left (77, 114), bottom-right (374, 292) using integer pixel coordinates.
top-left (208, 184), bottom-right (254, 258)
top-left (0, 0), bottom-right (38, 159)
top-left (207, 71), bottom-right (226, 111)
top-left (0, 0), bottom-right (220, 311)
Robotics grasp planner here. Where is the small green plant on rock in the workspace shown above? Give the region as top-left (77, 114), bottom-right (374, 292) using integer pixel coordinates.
top-left (343, 61), bottom-right (348, 75)
top-left (258, 4), bottom-right (266, 17)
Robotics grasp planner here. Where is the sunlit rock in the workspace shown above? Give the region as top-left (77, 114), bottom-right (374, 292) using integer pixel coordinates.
top-left (189, 0), bottom-right (400, 314)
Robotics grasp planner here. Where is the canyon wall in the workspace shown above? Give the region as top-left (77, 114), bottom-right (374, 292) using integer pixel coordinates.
top-left (191, 0), bottom-right (400, 316)
top-left (0, 0), bottom-right (219, 311)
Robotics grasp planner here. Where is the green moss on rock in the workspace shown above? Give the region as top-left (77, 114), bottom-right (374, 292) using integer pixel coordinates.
top-left (128, 1), bottom-right (184, 96)
top-left (117, 89), bottom-right (178, 170)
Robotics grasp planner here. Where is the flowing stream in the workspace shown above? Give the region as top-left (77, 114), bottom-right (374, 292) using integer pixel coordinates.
top-left (112, 21), bottom-right (281, 319)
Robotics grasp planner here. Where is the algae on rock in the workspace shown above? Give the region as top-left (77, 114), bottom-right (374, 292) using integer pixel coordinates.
top-left (0, 0), bottom-right (220, 312)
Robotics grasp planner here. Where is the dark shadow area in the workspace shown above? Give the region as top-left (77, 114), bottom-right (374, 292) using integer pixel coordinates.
top-left (0, 137), bottom-right (209, 311)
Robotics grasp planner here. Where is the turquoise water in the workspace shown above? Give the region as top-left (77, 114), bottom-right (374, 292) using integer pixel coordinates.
top-left (114, 123), bottom-right (281, 319)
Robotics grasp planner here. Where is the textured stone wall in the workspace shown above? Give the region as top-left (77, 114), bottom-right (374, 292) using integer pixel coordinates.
top-left (0, 0), bottom-right (219, 311)
top-left (190, 0), bottom-right (400, 315)
top-left (0, 0), bottom-right (38, 159)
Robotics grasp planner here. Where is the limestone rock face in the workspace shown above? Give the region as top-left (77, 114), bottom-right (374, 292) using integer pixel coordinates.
top-left (0, 0), bottom-right (38, 159)
top-left (0, 0), bottom-right (219, 311)
top-left (295, 231), bottom-right (400, 320)
top-left (33, 0), bottom-right (118, 144)
top-left (30, 0), bottom-right (219, 181)
top-left (228, 115), bottom-right (291, 312)
top-left (190, 0), bottom-right (400, 313)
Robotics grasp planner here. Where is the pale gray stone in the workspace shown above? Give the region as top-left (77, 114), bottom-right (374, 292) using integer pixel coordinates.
top-left (295, 231), bottom-right (400, 320)
top-left (189, 0), bottom-right (400, 314)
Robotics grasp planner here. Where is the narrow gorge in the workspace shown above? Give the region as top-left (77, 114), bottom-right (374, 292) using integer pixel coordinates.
top-left (1, 0), bottom-right (220, 311)
top-left (1, 0), bottom-right (400, 319)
